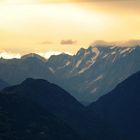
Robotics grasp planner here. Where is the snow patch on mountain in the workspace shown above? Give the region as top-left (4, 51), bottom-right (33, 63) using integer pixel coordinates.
top-left (65, 61), bottom-right (71, 66)
top-left (91, 87), bottom-right (98, 94)
top-left (49, 67), bottom-right (55, 73)
top-left (75, 59), bottom-right (82, 68)
top-left (111, 51), bottom-right (116, 55)
top-left (120, 48), bottom-right (132, 54)
top-left (102, 54), bottom-right (109, 58)
top-left (76, 47), bottom-right (100, 74)
top-left (94, 75), bottom-right (104, 82)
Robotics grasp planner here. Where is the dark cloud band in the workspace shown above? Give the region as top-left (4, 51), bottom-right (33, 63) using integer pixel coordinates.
top-left (60, 40), bottom-right (77, 45)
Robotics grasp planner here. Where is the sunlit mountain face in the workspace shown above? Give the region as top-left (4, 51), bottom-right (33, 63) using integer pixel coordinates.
top-left (0, 0), bottom-right (140, 57)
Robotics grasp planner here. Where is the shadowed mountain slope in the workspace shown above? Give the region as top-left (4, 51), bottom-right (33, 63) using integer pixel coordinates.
top-left (88, 71), bottom-right (140, 140)
top-left (1, 78), bottom-right (120, 140)
top-left (0, 79), bottom-right (9, 91)
top-left (0, 83), bottom-right (81, 140)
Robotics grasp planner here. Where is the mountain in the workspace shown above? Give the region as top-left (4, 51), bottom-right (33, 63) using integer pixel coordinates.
top-left (88, 71), bottom-right (140, 140)
top-left (0, 84), bottom-right (81, 140)
top-left (47, 45), bottom-right (140, 104)
top-left (1, 78), bottom-right (86, 137)
top-left (0, 45), bottom-right (140, 104)
top-left (21, 53), bottom-right (46, 62)
top-left (0, 79), bottom-right (9, 90)
top-left (0, 55), bottom-right (51, 84)
top-left (1, 78), bottom-right (119, 140)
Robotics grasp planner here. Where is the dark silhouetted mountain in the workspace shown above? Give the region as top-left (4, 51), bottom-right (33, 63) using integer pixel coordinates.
top-left (0, 79), bottom-right (9, 91)
top-left (1, 78), bottom-right (120, 140)
top-left (88, 71), bottom-right (140, 140)
top-left (0, 83), bottom-right (81, 140)
top-left (1, 45), bottom-right (140, 105)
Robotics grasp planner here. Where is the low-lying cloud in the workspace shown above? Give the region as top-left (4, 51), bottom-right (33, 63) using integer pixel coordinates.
top-left (0, 52), bottom-right (21, 59)
top-left (92, 40), bottom-right (140, 47)
top-left (60, 40), bottom-right (77, 45)
top-left (36, 51), bottom-right (73, 59)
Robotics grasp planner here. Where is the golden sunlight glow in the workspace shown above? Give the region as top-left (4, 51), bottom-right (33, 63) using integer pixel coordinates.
top-left (0, 0), bottom-right (75, 4)
top-left (0, 0), bottom-right (139, 58)
top-left (37, 51), bottom-right (72, 59)
top-left (0, 0), bottom-right (36, 4)
top-left (0, 52), bottom-right (21, 59)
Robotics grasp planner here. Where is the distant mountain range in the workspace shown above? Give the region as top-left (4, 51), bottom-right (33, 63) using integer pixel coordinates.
top-left (47, 46), bottom-right (140, 104)
top-left (0, 45), bottom-right (140, 104)
top-left (88, 71), bottom-right (140, 140)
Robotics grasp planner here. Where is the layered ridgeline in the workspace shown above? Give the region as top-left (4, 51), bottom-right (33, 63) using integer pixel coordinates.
top-left (88, 71), bottom-right (140, 140)
top-left (0, 45), bottom-right (140, 104)
top-left (0, 79), bottom-right (118, 140)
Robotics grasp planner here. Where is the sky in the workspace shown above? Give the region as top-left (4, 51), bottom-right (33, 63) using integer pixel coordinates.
top-left (0, 0), bottom-right (140, 58)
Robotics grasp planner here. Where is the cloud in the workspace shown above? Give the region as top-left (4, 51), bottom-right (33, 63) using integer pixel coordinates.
top-left (60, 40), bottom-right (77, 45)
top-left (0, 51), bottom-right (73, 59)
top-left (92, 40), bottom-right (140, 47)
top-left (37, 51), bottom-right (73, 59)
top-left (40, 41), bottom-right (53, 45)
top-left (0, 52), bottom-right (21, 59)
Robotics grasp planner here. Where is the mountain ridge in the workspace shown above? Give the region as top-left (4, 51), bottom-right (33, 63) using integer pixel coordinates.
top-left (0, 80), bottom-right (81, 140)
top-left (1, 78), bottom-right (120, 140)
top-left (0, 45), bottom-right (140, 104)
top-left (88, 70), bottom-right (140, 140)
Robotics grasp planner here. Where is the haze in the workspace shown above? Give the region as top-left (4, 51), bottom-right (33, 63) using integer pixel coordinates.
top-left (0, 0), bottom-right (140, 58)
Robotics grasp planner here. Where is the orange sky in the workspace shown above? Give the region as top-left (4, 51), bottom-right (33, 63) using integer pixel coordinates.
top-left (0, 0), bottom-right (140, 58)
